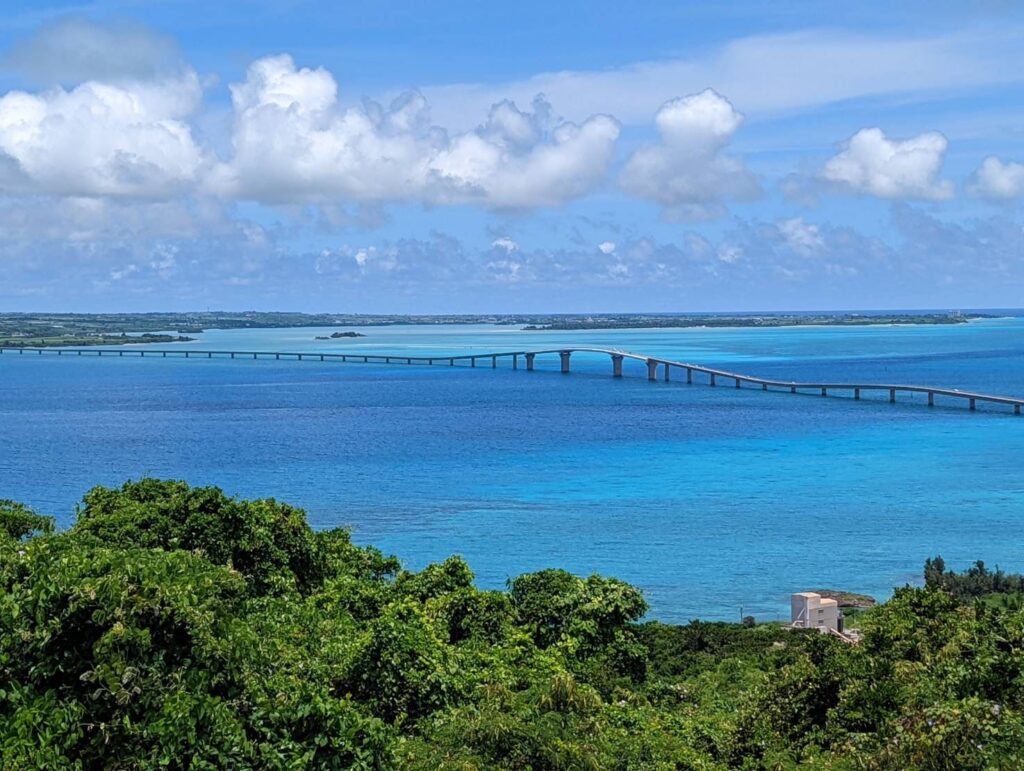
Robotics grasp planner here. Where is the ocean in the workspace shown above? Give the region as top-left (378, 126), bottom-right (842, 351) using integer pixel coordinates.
top-left (2, 318), bottom-right (1023, 622)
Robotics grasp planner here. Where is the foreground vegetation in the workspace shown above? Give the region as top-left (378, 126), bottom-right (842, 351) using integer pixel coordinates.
top-left (2, 482), bottom-right (1023, 769)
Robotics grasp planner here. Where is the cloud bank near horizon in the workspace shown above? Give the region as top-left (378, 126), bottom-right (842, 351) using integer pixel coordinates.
top-left (0, 16), bottom-right (1022, 310)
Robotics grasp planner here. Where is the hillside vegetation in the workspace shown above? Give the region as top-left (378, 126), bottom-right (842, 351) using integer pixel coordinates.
top-left (2, 482), bottom-right (1023, 769)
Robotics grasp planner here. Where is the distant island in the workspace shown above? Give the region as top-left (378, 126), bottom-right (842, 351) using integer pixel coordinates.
top-left (0, 310), bottom-right (996, 347)
top-left (521, 311), bottom-right (987, 331)
top-left (0, 331), bottom-right (194, 348)
top-left (314, 331), bottom-right (365, 340)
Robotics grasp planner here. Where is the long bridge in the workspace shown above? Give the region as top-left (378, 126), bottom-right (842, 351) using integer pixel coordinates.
top-left (3, 345), bottom-right (1022, 415)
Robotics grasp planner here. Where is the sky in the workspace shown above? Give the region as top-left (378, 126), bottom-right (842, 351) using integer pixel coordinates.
top-left (1, 1), bottom-right (1023, 313)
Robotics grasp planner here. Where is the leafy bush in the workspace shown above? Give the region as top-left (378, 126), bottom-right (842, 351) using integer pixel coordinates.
top-left (4, 480), bottom-right (1024, 768)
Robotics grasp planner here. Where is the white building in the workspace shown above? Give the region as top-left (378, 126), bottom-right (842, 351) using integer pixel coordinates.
top-left (791, 592), bottom-right (842, 633)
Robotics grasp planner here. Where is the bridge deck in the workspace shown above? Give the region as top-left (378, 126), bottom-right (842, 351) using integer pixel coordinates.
top-left (2, 345), bottom-right (1021, 414)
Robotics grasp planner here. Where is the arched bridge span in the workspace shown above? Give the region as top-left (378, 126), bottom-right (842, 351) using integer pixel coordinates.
top-left (2, 345), bottom-right (1022, 415)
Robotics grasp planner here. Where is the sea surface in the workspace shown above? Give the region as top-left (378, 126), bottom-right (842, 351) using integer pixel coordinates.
top-left (2, 319), bottom-right (1023, 622)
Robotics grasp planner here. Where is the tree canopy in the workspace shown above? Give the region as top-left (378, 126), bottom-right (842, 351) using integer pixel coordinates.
top-left (2, 480), bottom-right (1024, 768)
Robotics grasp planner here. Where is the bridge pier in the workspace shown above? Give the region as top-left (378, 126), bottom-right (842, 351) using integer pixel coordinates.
top-left (889, 388), bottom-right (896, 403)
top-left (526, 353), bottom-right (535, 371)
top-left (492, 355), bottom-right (496, 368)
top-left (513, 354), bottom-right (518, 370)
top-left (821, 387), bottom-right (827, 397)
top-left (710, 373), bottom-right (716, 386)
top-left (735, 378), bottom-right (741, 389)
top-left (1016, 405), bottom-right (1021, 415)
top-left (686, 368), bottom-right (692, 384)
top-left (970, 398), bottom-right (976, 411)
top-left (471, 357), bottom-right (476, 368)
top-left (560, 351), bottom-right (571, 373)
top-left (664, 364), bottom-right (671, 381)
top-left (611, 354), bottom-right (623, 377)
top-left (854, 387), bottom-right (860, 400)
top-left (928, 392), bottom-right (934, 407)
top-left (790, 386), bottom-right (796, 393)
top-left (647, 359), bottom-right (658, 381)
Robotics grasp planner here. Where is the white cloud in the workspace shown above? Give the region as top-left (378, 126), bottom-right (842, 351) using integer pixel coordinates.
top-left (208, 55), bottom-right (620, 209)
top-left (968, 156), bottom-right (1024, 200)
top-left (820, 128), bottom-right (953, 200)
top-left (0, 73), bottom-right (207, 198)
top-left (4, 18), bottom-right (183, 85)
top-left (491, 236), bottom-right (519, 252)
top-left (619, 89), bottom-right (758, 221)
top-left (421, 28), bottom-right (1024, 130)
top-left (598, 241), bottom-right (616, 254)
top-left (777, 217), bottom-right (825, 256)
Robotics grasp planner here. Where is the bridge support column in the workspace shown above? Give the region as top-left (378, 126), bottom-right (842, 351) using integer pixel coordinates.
top-left (471, 357), bottom-right (476, 368)
top-left (560, 351), bottom-right (571, 373)
top-left (320, 355), bottom-right (325, 362)
top-left (969, 398), bottom-right (976, 411)
top-left (854, 388), bottom-right (860, 400)
top-left (492, 356), bottom-right (496, 369)
top-left (686, 368), bottom-right (692, 384)
top-left (664, 364), bottom-right (671, 381)
top-left (230, 353), bottom-right (235, 359)
top-left (735, 378), bottom-right (741, 389)
top-left (710, 373), bottom-right (716, 386)
top-left (889, 388), bottom-right (896, 403)
top-left (928, 392), bottom-right (934, 407)
top-left (526, 353), bottom-right (535, 371)
top-left (1016, 404), bottom-right (1021, 415)
top-left (208, 352), bottom-right (213, 359)
top-left (647, 359), bottom-right (658, 380)
top-left (790, 386), bottom-right (796, 393)
top-left (611, 354), bottom-right (623, 377)
top-left (513, 354), bottom-right (518, 370)
top-left (821, 387), bottom-right (827, 397)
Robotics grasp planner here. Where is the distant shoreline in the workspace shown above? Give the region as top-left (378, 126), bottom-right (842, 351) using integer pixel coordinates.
top-left (0, 310), bottom-right (1003, 348)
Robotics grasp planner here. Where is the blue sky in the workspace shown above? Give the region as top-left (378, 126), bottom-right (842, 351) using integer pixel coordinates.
top-left (1, 0), bottom-right (1023, 313)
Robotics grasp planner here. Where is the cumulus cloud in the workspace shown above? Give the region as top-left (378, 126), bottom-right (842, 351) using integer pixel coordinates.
top-left (207, 55), bottom-right (620, 209)
top-left (777, 218), bottom-right (825, 257)
top-left (598, 241), bottom-right (616, 254)
top-left (0, 72), bottom-right (207, 197)
top-left (968, 156), bottom-right (1024, 200)
top-left (820, 128), bottom-right (954, 200)
top-left (619, 89), bottom-right (758, 221)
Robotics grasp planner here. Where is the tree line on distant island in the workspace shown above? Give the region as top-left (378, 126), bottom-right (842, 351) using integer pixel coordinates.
top-left (2, 481), bottom-right (1023, 769)
top-left (0, 310), bottom-right (993, 348)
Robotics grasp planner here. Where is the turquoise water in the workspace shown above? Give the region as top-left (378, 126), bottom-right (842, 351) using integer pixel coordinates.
top-left (2, 319), bottom-right (1023, 622)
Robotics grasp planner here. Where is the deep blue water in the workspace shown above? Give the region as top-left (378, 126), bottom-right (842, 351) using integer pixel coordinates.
top-left (2, 319), bottom-right (1023, 622)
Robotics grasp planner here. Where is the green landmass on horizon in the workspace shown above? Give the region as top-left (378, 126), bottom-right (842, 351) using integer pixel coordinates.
top-left (2, 480), bottom-right (1023, 769)
top-left (0, 310), bottom-right (993, 348)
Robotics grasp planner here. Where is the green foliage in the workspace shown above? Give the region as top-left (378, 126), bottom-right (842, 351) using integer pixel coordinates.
top-left (4, 481), bottom-right (1024, 768)
top-left (925, 554), bottom-right (1024, 602)
top-left (0, 499), bottom-right (53, 541)
top-left (73, 479), bottom-right (326, 596)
